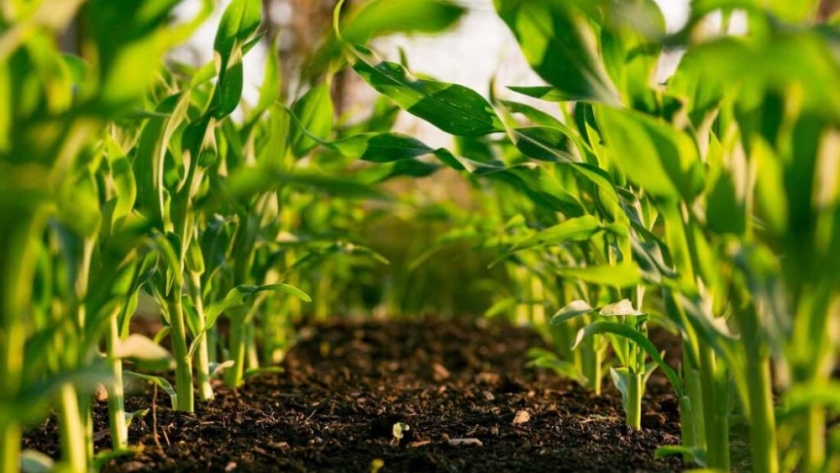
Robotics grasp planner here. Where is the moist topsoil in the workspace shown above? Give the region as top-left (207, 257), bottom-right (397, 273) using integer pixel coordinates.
top-left (23, 318), bottom-right (744, 472)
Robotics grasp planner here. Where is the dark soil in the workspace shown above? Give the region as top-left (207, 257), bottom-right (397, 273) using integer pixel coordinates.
top-left (24, 318), bottom-right (693, 472)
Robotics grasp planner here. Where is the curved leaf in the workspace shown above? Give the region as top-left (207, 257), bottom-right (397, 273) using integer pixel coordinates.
top-left (114, 334), bottom-right (173, 372)
top-left (572, 321), bottom-right (683, 396)
top-left (290, 83), bottom-right (334, 158)
top-left (550, 300), bottom-right (595, 325)
top-left (555, 262), bottom-right (641, 287)
top-left (494, 0), bottom-right (620, 104)
top-left (349, 45), bottom-right (505, 137)
top-left (490, 215), bottom-right (603, 266)
top-left (596, 106), bottom-right (704, 202)
top-left (333, 132), bottom-right (434, 162)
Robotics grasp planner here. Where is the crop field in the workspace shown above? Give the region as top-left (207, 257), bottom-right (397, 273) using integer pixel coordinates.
top-left (2, 0), bottom-right (839, 472)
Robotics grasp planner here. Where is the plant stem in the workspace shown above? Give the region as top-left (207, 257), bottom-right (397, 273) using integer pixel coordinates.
top-left (627, 371), bottom-right (643, 429)
top-left (58, 383), bottom-right (87, 473)
top-left (0, 213), bottom-right (43, 473)
top-left (581, 337), bottom-right (602, 395)
top-left (0, 421), bottom-right (20, 473)
top-left (167, 284), bottom-right (194, 412)
top-left (679, 394), bottom-right (698, 462)
top-left (683, 345), bottom-right (706, 449)
top-left (105, 308), bottom-right (127, 449)
top-left (745, 355), bottom-right (778, 473)
top-left (224, 312), bottom-right (246, 388)
top-left (803, 404), bottom-right (825, 473)
top-left (699, 343), bottom-right (730, 471)
top-left (189, 271), bottom-right (213, 401)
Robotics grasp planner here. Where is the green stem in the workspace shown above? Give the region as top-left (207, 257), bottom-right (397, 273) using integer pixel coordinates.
top-left (530, 274), bottom-right (545, 325)
top-left (0, 213), bottom-right (43, 473)
top-left (224, 313), bottom-right (246, 388)
top-left (189, 272), bottom-right (213, 401)
top-left (683, 345), bottom-right (706, 449)
top-left (627, 371), bottom-right (643, 429)
top-left (105, 309), bottom-right (127, 449)
top-left (803, 404), bottom-right (825, 473)
top-left (699, 344), bottom-right (730, 471)
top-left (246, 322), bottom-right (259, 370)
top-left (0, 421), bottom-right (20, 473)
top-left (679, 394), bottom-right (698, 462)
top-left (58, 383), bottom-right (87, 473)
top-left (745, 355), bottom-right (778, 473)
top-left (167, 285), bottom-right (194, 412)
top-left (581, 337), bottom-right (602, 395)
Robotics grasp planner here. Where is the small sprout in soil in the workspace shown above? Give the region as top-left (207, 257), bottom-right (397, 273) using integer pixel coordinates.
top-left (392, 422), bottom-right (410, 445)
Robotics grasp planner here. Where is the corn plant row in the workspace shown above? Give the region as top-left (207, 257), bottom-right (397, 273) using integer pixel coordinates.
top-left (333, 1), bottom-right (840, 472)
top-left (0, 0), bottom-right (473, 472)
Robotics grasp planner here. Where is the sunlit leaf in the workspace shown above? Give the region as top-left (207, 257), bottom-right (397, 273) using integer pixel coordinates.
top-left (494, 0), bottom-right (620, 104)
top-left (349, 45), bottom-right (505, 137)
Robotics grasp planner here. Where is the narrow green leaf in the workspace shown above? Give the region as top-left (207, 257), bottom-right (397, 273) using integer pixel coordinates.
top-left (556, 262), bottom-right (641, 287)
top-left (599, 299), bottom-right (644, 316)
top-left (596, 106), bottom-right (704, 202)
top-left (512, 126), bottom-right (579, 163)
top-left (494, 0), bottom-right (620, 104)
top-left (654, 446), bottom-right (707, 466)
top-left (211, 0), bottom-right (262, 118)
top-left (526, 347), bottom-right (588, 384)
top-left (332, 132), bottom-right (434, 162)
top-left (189, 283), bottom-right (310, 357)
top-left (349, 44), bottom-right (505, 137)
top-left (290, 83), bottom-right (334, 158)
top-left (224, 167), bottom-right (387, 201)
top-left (20, 450), bottom-right (54, 473)
top-left (305, 0), bottom-right (466, 80)
top-left (491, 215), bottom-right (603, 267)
top-left (124, 371), bottom-right (177, 409)
top-left (572, 321), bottom-right (683, 396)
top-left (550, 300), bottom-right (594, 325)
top-left (507, 86), bottom-right (569, 102)
top-left (114, 334), bottom-right (173, 372)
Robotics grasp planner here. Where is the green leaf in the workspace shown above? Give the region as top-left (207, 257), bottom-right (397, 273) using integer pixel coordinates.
top-left (599, 299), bottom-right (644, 316)
top-left (484, 297), bottom-right (518, 318)
top-left (114, 334), bottom-right (173, 372)
top-left (224, 167), bottom-right (387, 201)
top-left (596, 106), bottom-right (704, 202)
top-left (290, 83), bottom-right (334, 158)
top-left (491, 215), bottom-right (603, 266)
top-left (305, 0), bottom-right (466, 80)
top-left (252, 37), bottom-right (282, 120)
top-left (124, 371), bottom-right (177, 409)
top-left (654, 445), bottom-right (707, 466)
top-left (572, 321), bottom-right (683, 396)
top-left (494, 0), bottom-right (619, 104)
top-left (550, 300), bottom-right (595, 325)
top-left (332, 132), bottom-right (434, 162)
top-left (244, 366), bottom-right (284, 379)
top-left (20, 450), bottom-right (54, 473)
top-left (555, 262), bottom-right (641, 287)
top-left (609, 367), bottom-right (634, 417)
top-left (526, 347), bottom-right (587, 384)
top-left (87, 0), bottom-right (182, 110)
top-left (507, 86), bottom-right (569, 102)
top-left (211, 0), bottom-right (262, 118)
top-left (189, 283), bottom-right (310, 357)
top-left (783, 381), bottom-right (840, 414)
top-left (349, 45), bottom-right (505, 137)
top-left (493, 164), bottom-right (585, 216)
top-left (511, 126), bottom-right (579, 163)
